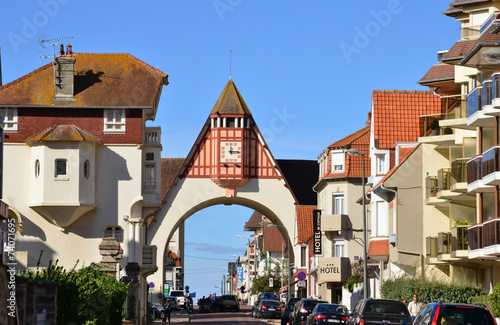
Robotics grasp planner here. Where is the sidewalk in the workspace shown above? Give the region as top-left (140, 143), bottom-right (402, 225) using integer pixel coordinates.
top-left (147, 310), bottom-right (191, 324)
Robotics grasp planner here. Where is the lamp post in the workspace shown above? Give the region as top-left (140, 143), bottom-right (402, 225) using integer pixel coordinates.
top-left (267, 224), bottom-right (290, 298)
top-left (346, 148), bottom-right (368, 299)
top-left (236, 236), bottom-right (252, 301)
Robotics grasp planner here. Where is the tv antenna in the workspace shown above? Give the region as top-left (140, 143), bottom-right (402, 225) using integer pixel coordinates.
top-left (39, 35), bottom-right (74, 61)
top-left (38, 35), bottom-right (74, 85)
top-left (229, 50), bottom-right (232, 80)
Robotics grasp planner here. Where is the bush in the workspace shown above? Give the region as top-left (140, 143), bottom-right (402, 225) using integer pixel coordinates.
top-left (345, 275), bottom-right (362, 293)
top-left (21, 261), bottom-right (128, 325)
top-left (380, 277), bottom-right (487, 304)
top-left (491, 281), bottom-right (500, 317)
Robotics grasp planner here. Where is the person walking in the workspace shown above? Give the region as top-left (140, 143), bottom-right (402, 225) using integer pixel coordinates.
top-left (162, 299), bottom-right (172, 323)
top-left (408, 293), bottom-right (423, 322)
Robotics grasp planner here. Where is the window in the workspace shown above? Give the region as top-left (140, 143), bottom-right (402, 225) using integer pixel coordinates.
top-left (55, 159), bottom-right (67, 177)
top-left (334, 240), bottom-right (344, 257)
top-left (300, 246), bottom-right (306, 267)
top-left (35, 159), bottom-right (40, 178)
top-left (144, 163), bottom-right (155, 189)
top-left (333, 194), bottom-right (344, 215)
top-left (104, 226), bottom-right (123, 243)
top-left (145, 152), bottom-right (154, 161)
top-left (103, 109), bottom-right (125, 133)
top-left (376, 154), bottom-right (386, 174)
top-left (0, 108), bottom-right (18, 132)
top-left (83, 160), bottom-right (90, 179)
top-left (331, 151), bottom-right (345, 172)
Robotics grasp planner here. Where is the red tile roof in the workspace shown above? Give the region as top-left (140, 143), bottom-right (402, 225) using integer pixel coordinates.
top-left (244, 211), bottom-right (263, 230)
top-left (26, 125), bottom-right (101, 144)
top-left (367, 239), bottom-right (389, 260)
top-left (0, 52), bottom-right (168, 107)
top-left (418, 64), bottom-right (455, 84)
top-left (441, 40), bottom-right (477, 62)
top-left (262, 223), bottom-right (286, 252)
top-left (321, 125), bottom-right (371, 180)
top-left (373, 145), bottom-right (420, 190)
top-left (372, 90), bottom-right (442, 149)
top-left (296, 205), bottom-right (316, 243)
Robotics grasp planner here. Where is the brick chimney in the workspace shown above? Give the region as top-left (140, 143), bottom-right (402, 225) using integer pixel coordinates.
top-left (54, 44), bottom-right (75, 100)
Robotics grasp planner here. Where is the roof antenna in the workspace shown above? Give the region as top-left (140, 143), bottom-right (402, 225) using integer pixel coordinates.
top-left (229, 50), bottom-right (232, 80)
top-left (39, 35), bottom-right (74, 85)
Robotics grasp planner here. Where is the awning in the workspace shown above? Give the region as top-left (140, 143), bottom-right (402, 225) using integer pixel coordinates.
top-left (279, 280), bottom-right (298, 293)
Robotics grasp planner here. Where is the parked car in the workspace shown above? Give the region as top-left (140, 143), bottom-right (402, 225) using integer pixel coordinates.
top-left (413, 300), bottom-right (496, 325)
top-left (170, 290), bottom-right (187, 308)
top-left (306, 303), bottom-right (349, 325)
top-left (258, 292), bottom-right (280, 301)
top-left (289, 298), bottom-right (328, 325)
top-left (164, 296), bottom-right (180, 311)
top-left (219, 294), bottom-right (240, 311)
top-left (281, 297), bottom-right (301, 325)
top-left (255, 299), bottom-right (283, 319)
top-left (347, 299), bottom-right (411, 325)
top-left (151, 302), bottom-right (164, 319)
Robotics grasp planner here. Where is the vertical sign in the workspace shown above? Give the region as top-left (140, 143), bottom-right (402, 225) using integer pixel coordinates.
top-left (313, 209), bottom-right (322, 255)
top-left (269, 277), bottom-right (273, 288)
top-left (237, 266), bottom-right (243, 283)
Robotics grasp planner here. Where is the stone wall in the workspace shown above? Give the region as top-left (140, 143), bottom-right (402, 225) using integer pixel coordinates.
top-left (15, 276), bottom-right (59, 325)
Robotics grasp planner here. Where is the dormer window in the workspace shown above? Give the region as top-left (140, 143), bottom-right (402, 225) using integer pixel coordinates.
top-left (331, 151), bottom-right (345, 173)
top-left (0, 108), bottom-right (18, 132)
top-left (104, 109), bottom-right (125, 133)
top-left (55, 159), bottom-right (67, 178)
top-left (376, 154), bottom-right (387, 174)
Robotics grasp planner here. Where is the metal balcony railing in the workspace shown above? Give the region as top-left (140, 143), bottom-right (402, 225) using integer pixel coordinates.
top-left (425, 176), bottom-right (438, 199)
top-left (467, 87), bottom-right (482, 118)
top-left (494, 73), bottom-right (500, 100)
top-left (461, 25), bottom-right (481, 39)
top-left (468, 224), bottom-right (482, 251)
top-left (482, 218), bottom-right (500, 248)
top-left (437, 232), bottom-right (451, 254)
top-left (467, 156), bottom-right (482, 185)
top-left (483, 80), bottom-right (492, 107)
top-left (482, 146), bottom-right (500, 178)
top-left (426, 236), bottom-right (438, 258)
top-left (438, 168), bottom-right (451, 192)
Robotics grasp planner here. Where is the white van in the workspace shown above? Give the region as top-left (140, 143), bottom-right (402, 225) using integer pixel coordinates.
top-left (169, 290), bottom-right (186, 308)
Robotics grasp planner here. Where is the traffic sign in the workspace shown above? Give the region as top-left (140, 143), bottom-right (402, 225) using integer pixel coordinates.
top-left (269, 278), bottom-right (274, 287)
top-left (297, 272), bottom-right (306, 280)
top-left (298, 280), bottom-right (306, 288)
top-left (149, 282), bottom-right (155, 289)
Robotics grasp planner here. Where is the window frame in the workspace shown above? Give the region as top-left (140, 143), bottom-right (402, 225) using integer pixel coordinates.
top-left (330, 151), bottom-right (345, 173)
top-left (103, 109), bottom-right (126, 134)
top-left (300, 246), bottom-right (307, 267)
top-left (376, 154), bottom-right (387, 175)
top-left (0, 108), bottom-right (18, 132)
top-left (103, 226), bottom-right (124, 243)
top-left (144, 163), bottom-right (156, 189)
top-left (54, 159), bottom-right (67, 179)
top-left (332, 194), bottom-right (344, 215)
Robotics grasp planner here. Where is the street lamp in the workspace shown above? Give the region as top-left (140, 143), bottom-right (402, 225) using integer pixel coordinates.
top-left (267, 224), bottom-right (290, 298)
top-left (216, 279), bottom-right (223, 295)
top-left (346, 148), bottom-right (368, 299)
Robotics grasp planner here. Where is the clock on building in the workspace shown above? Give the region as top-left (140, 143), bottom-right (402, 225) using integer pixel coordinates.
top-left (220, 141), bottom-right (242, 163)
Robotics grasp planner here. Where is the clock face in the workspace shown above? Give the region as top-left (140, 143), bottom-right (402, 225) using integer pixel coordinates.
top-left (221, 141), bottom-right (242, 163)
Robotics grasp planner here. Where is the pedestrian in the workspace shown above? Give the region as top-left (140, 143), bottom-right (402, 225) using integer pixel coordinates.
top-left (408, 293), bottom-right (423, 322)
top-left (162, 299), bottom-right (172, 323)
top-left (402, 299), bottom-right (407, 306)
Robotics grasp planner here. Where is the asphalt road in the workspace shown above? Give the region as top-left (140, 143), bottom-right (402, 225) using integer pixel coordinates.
top-left (190, 304), bottom-right (281, 324)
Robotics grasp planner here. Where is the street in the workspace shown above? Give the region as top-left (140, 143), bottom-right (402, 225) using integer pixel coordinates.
top-left (190, 304), bottom-right (281, 324)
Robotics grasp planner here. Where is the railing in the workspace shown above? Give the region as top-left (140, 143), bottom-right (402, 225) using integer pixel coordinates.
top-left (143, 245), bottom-right (157, 266)
top-left (143, 127), bottom-right (162, 146)
top-left (494, 73), bottom-right (500, 100)
top-left (451, 226), bottom-right (469, 251)
top-left (462, 25), bottom-right (481, 39)
top-left (438, 168), bottom-right (451, 192)
top-left (451, 158), bottom-right (468, 183)
top-left (426, 236), bottom-right (438, 257)
top-left (483, 80), bottom-right (492, 107)
top-left (425, 176), bottom-right (438, 199)
top-left (482, 146), bottom-right (500, 178)
top-left (467, 156), bottom-right (482, 185)
top-left (468, 225), bottom-right (481, 251)
top-left (480, 12), bottom-right (500, 34)
top-left (438, 232), bottom-right (451, 254)
top-left (467, 87), bottom-right (482, 118)
top-left (482, 218), bottom-right (500, 248)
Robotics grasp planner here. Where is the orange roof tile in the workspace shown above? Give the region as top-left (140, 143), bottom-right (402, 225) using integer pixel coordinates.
top-left (244, 211), bottom-right (263, 230)
top-left (441, 40), bottom-right (476, 62)
top-left (0, 52), bottom-right (168, 107)
top-left (372, 90), bottom-right (442, 149)
top-left (26, 125), bottom-right (101, 144)
top-left (418, 64), bottom-right (455, 84)
top-left (263, 223), bottom-right (286, 252)
top-left (322, 125), bottom-right (371, 180)
top-left (296, 205), bottom-right (316, 243)
top-left (374, 145), bottom-right (420, 189)
top-left (367, 239), bottom-right (389, 260)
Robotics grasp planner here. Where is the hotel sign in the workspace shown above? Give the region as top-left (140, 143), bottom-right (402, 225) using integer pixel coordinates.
top-left (318, 257), bottom-right (350, 284)
top-left (313, 210), bottom-right (322, 255)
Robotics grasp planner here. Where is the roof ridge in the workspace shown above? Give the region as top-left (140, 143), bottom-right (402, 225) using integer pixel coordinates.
top-left (328, 125), bottom-right (370, 149)
top-left (372, 89), bottom-right (435, 94)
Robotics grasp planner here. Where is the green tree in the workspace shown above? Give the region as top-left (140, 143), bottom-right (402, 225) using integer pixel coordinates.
top-left (251, 267), bottom-right (287, 294)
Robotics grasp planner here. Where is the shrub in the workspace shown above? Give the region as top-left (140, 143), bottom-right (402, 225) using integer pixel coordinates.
top-left (380, 277), bottom-right (487, 304)
top-left (21, 261), bottom-right (128, 325)
top-left (345, 275), bottom-right (362, 293)
top-left (491, 281), bottom-right (500, 317)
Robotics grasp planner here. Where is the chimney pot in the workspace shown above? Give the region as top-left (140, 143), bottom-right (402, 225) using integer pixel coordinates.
top-left (66, 44), bottom-right (72, 57)
top-left (59, 44), bottom-right (65, 57)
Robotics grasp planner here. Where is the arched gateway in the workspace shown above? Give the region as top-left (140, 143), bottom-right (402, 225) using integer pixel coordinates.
top-left (145, 79), bottom-right (298, 305)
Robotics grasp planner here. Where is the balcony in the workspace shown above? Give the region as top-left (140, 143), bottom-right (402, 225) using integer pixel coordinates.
top-left (143, 127), bottom-right (162, 147)
top-left (450, 158), bottom-right (468, 192)
top-left (425, 236), bottom-right (446, 265)
top-left (418, 115), bottom-right (456, 147)
top-left (450, 226), bottom-right (468, 258)
top-left (321, 214), bottom-right (349, 235)
top-left (461, 25), bottom-right (481, 40)
top-left (491, 73), bottom-right (500, 112)
top-left (468, 219), bottom-right (500, 259)
top-left (142, 245), bottom-right (158, 276)
top-left (481, 146), bottom-right (500, 186)
top-left (437, 232), bottom-right (451, 255)
top-left (467, 156), bottom-right (494, 193)
top-left (425, 176), bottom-right (447, 205)
top-left (437, 168), bottom-right (462, 199)
top-left (467, 85), bottom-right (494, 127)
top-left (317, 257), bottom-right (350, 284)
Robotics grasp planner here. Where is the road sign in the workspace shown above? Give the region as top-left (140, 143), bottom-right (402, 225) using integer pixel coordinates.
top-left (298, 280), bottom-right (306, 288)
top-left (297, 272), bottom-right (306, 280)
top-left (164, 283), bottom-right (170, 296)
top-left (149, 282), bottom-right (155, 289)
top-left (237, 266), bottom-right (243, 283)
top-left (269, 277), bottom-right (274, 287)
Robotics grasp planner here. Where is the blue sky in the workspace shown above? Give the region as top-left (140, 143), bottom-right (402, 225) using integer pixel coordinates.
top-left (1, 0), bottom-right (458, 297)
